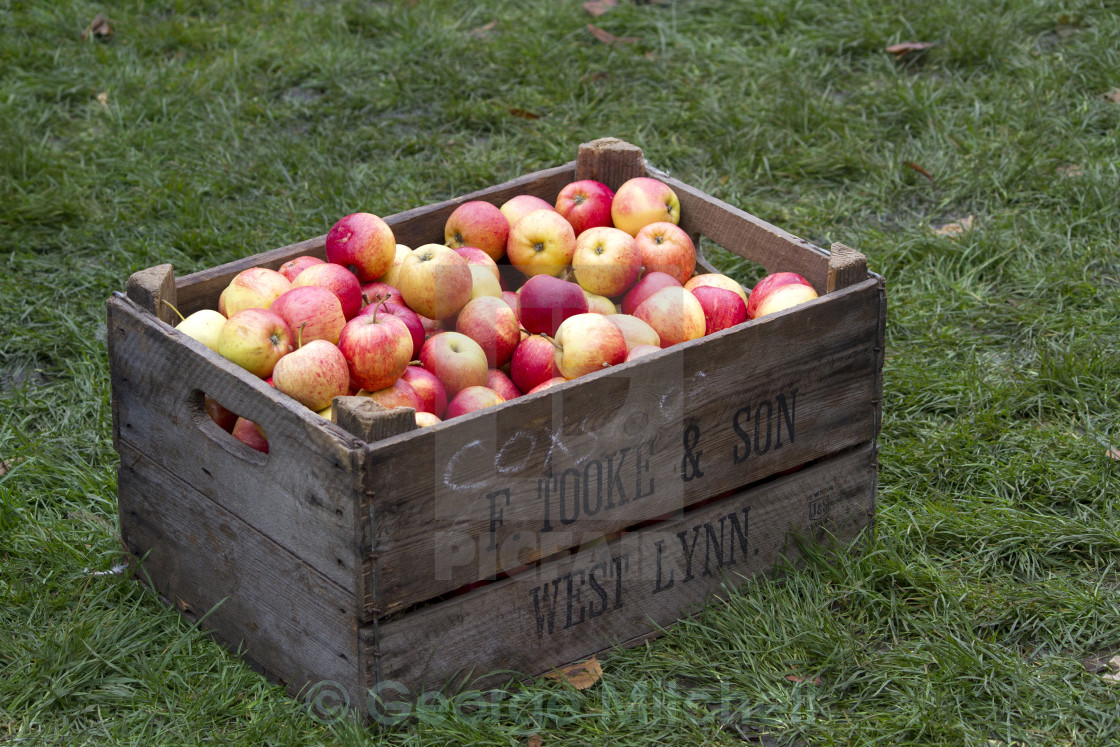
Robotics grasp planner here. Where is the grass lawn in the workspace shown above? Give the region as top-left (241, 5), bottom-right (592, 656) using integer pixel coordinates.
top-left (2, 0), bottom-right (1120, 744)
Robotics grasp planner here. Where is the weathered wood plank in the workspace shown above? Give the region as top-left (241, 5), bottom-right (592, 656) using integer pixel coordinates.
top-left (361, 278), bottom-right (882, 617)
top-left (575, 137), bottom-right (646, 190)
top-left (107, 292), bottom-right (366, 597)
top-left (827, 242), bottom-right (869, 292)
top-left (174, 165), bottom-right (578, 315)
top-left (126, 263), bottom-right (178, 325)
top-left (374, 443), bottom-right (876, 699)
top-left (116, 441), bottom-right (363, 707)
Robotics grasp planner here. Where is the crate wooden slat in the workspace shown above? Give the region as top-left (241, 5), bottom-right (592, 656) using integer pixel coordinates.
top-left (109, 137), bottom-right (885, 722)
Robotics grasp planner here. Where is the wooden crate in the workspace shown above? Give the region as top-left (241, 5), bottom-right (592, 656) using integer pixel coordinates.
top-left (108, 138), bottom-right (885, 721)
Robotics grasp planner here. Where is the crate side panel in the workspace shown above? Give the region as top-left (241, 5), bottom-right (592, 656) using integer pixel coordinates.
top-left (116, 442), bottom-right (363, 704)
top-left (374, 443), bottom-right (875, 694)
top-left (107, 295), bottom-right (365, 594)
top-left (365, 279), bottom-right (882, 615)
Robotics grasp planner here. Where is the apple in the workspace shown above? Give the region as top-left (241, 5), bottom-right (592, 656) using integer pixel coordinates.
top-left (454, 247), bottom-right (502, 283)
top-left (634, 221), bottom-right (695, 284)
top-left (684, 273), bottom-right (748, 305)
top-left (401, 364), bottom-right (448, 418)
top-left (626, 344), bottom-right (661, 361)
top-left (606, 313), bottom-right (660, 351)
top-left (552, 313), bottom-right (627, 379)
top-left (583, 291), bottom-right (616, 315)
top-left (500, 194), bottom-right (555, 228)
top-left (506, 208), bottom-right (576, 278)
top-left (518, 274), bottom-right (589, 336)
top-left (454, 246), bottom-right (503, 299)
top-left (554, 179), bottom-right (615, 236)
top-left (269, 286), bottom-right (346, 346)
top-left (279, 255), bottom-right (325, 282)
top-left (205, 395), bottom-right (237, 432)
top-left (753, 282), bottom-right (819, 319)
top-left (632, 286), bottom-right (706, 347)
top-left (611, 177), bottom-right (680, 237)
top-left (415, 411), bottom-right (442, 428)
top-left (222, 268), bottom-right (292, 317)
top-left (621, 271), bottom-right (682, 315)
top-left (690, 285), bottom-right (748, 335)
top-left (291, 262), bottom-right (363, 320)
top-left (272, 339), bottom-right (350, 411)
top-left (398, 243), bottom-right (473, 320)
top-left (379, 244), bottom-right (413, 288)
top-left (746, 272), bottom-right (816, 319)
top-left (455, 296), bottom-right (521, 368)
top-left (360, 281), bottom-right (403, 308)
top-left (325, 212), bottom-right (396, 282)
top-left (217, 308), bottom-right (294, 378)
top-left (445, 200), bottom-right (510, 262)
top-left (175, 309), bottom-right (226, 351)
top-left (337, 310), bottom-right (413, 392)
top-left (358, 378), bottom-right (423, 411)
top-left (571, 226), bottom-right (642, 298)
top-left (510, 334), bottom-right (560, 394)
top-left (419, 313), bottom-right (447, 342)
top-left (231, 417), bottom-right (269, 453)
top-left (485, 368), bottom-right (521, 402)
top-left (446, 385), bottom-right (506, 419)
top-left (418, 331), bottom-right (489, 396)
top-left (528, 376), bottom-right (567, 394)
top-left (358, 301), bottom-right (424, 362)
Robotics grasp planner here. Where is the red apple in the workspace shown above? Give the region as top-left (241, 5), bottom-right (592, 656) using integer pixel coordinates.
top-left (419, 313), bottom-right (447, 342)
top-left (506, 208), bottom-right (576, 278)
top-left (272, 339), bottom-right (350, 411)
top-left (445, 385), bottom-right (505, 419)
top-left (379, 244), bottom-right (413, 288)
top-left (485, 368), bottom-right (521, 402)
top-left (501, 291), bottom-right (522, 323)
top-left (401, 365), bottom-right (448, 418)
top-left (337, 311), bottom-right (413, 392)
top-left (278, 255), bottom-right (325, 282)
top-left (222, 267), bottom-right (292, 317)
top-left (510, 334), bottom-right (560, 394)
top-left (359, 301), bottom-right (424, 361)
top-left (684, 273), bottom-right (749, 305)
top-left (518, 274), bottom-right (589, 336)
top-left (291, 262), bottom-right (363, 320)
top-left (205, 395), bottom-right (237, 433)
top-left (572, 226), bottom-right (642, 298)
top-left (455, 296), bottom-right (521, 368)
top-left (746, 272), bottom-right (815, 319)
top-left (555, 179), bottom-right (615, 236)
top-left (753, 282), bottom-right (819, 319)
top-left (500, 194), bottom-right (555, 228)
top-left (634, 221), bottom-right (695, 284)
top-left (621, 271), bottom-right (682, 315)
top-left (418, 331), bottom-right (489, 397)
top-left (552, 313), bottom-right (627, 379)
top-left (231, 417), bottom-right (269, 453)
top-left (454, 247), bottom-right (502, 282)
top-left (606, 313), bottom-right (660, 351)
top-left (626, 344), bottom-right (661, 361)
top-left (445, 200), bottom-right (510, 262)
top-left (454, 246), bottom-right (503, 300)
top-left (359, 378), bottom-right (423, 411)
top-left (632, 286), bottom-right (706, 347)
top-left (325, 212), bottom-right (396, 282)
top-left (398, 243), bottom-right (473, 320)
top-left (269, 286), bottom-right (346, 346)
top-left (583, 291), bottom-right (616, 315)
top-left (528, 376), bottom-right (567, 394)
top-left (216, 308), bottom-right (294, 378)
top-left (611, 177), bottom-right (680, 237)
top-left (690, 285), bottom-right (748, 335)
top-left (360, 281), bottom-right (404, 308)
top-left (415, 411), bottom-right (442, 428)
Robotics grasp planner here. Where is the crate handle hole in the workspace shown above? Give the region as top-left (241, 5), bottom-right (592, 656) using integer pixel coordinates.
top-left (189, 390), bottom-right (270, 467)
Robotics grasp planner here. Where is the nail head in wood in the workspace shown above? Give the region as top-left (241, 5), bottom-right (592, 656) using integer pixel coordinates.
top-left (826, 243), bottom-right (868, 293)
top-left (126, 263), bottom-right (178, 326)
top-left (332, 396), bottom-right (416, 444)
top-left (575, 137), bottom-right (646, 189)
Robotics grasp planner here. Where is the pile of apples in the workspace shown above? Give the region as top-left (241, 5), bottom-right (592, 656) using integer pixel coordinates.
top-left (173, 177), bottom-right (819, 452)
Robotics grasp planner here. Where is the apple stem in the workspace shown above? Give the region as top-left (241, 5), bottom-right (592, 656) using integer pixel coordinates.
top-left (298, 322), bottom-right (306, 349)
top-left (161, 300), bottom-right (186, 323)
top-left (540, 334), bottom-right (561, 351)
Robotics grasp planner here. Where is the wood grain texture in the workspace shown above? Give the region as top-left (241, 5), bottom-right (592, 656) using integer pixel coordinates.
top-left (374, 443), bottom-right (876, 697)
top-left (360, 278), bottom-right (882, 617)
top-left (107, 292), bottom-right (367, 599)
top-left (575, 137), bottom-right (646, 190)
top-left (334, 397), bottom-right (416, 443)
top-left (827, 242), bottom-right (869, 292)
top-left (126, 263), bottom-right (178, 325)
top-left (116, 441), bottom-right (363, 707)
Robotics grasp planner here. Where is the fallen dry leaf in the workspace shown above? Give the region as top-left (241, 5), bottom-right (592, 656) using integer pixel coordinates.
top-left (1102, 655), bottom-right (1120, 683)
top-left (508, 107), bottom-right (541, 120)
top-left (470, 20), bottom-right (497, 39)
top-left (886, 41), bottom-right (935, 56)
top-left (584, 0), bottom-right (618, 17)
top-left (82, 13), bottom-right (113, 42)
top-left (932, 215), bottom-right (976, 238)
top-left (785, 674), bottom-right (823, 686)
top-left (1106, 447), bottom-right (1120, 461)
top-left (1057, 164), bottom-right (1084, 177)
top-left (587, 24), bottom-right (639, 45)
top-left (1102, 88), bottom-right (1120, 104)
top-left (903, 161), bottom-right (935, 185)
top-left (0, 458), bottom-right (23, 477)
top-left (96, 91), bottom-right (109, 107)
top-left (543, 656), bottom-right (602, 690)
